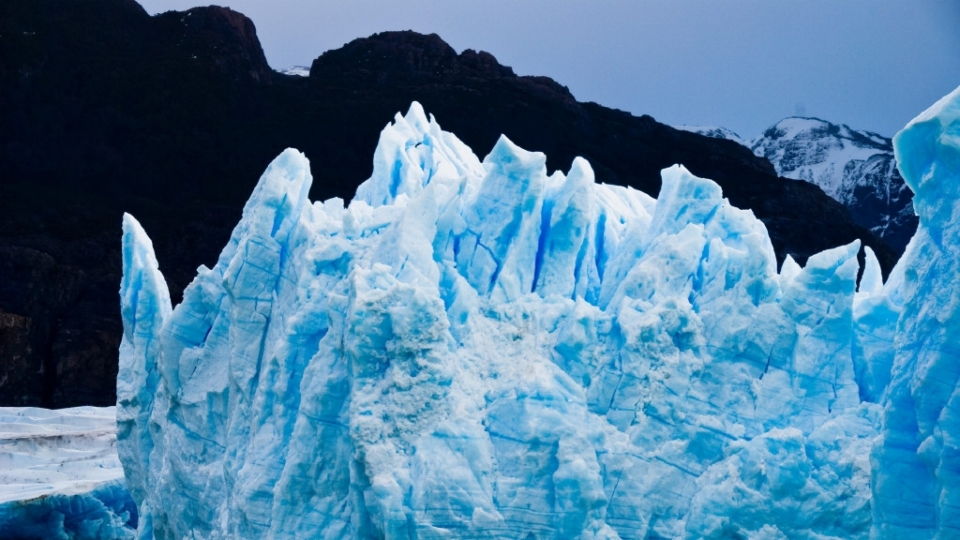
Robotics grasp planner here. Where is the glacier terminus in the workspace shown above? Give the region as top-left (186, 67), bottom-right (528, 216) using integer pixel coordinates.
top-left (117, 86), bottom-right (960, 539)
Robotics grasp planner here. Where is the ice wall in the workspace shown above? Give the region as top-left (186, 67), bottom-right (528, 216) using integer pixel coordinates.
top-left (117, 91), bottom-right (960, 539)
top-left (870, 85), bottom-right (960, 538)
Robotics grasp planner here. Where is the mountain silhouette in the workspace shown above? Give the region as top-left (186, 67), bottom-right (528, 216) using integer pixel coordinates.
top-left (0, 0), bottom-right (896, 407)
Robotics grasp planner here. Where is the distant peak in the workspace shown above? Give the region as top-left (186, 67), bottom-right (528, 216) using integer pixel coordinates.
top-left (779, 116), bottom-right (829, 124)
top-left (366, 30), bottom-right (455, 49)
top-left (280, 66), bottom-right (310, 77)
top-left (154, 5), bottom-right (272, 83)
top-left (674, 125), bottom-right (745, 145)
top-left (761, 116), bottom-right (891, 146)
top-left (308, 30), bottom-right (578, 102)
top-left (311, 30), bottom-right (515, 80)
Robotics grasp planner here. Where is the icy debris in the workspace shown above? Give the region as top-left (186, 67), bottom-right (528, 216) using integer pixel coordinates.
top-left (0, 406), bottom-right (136, 538)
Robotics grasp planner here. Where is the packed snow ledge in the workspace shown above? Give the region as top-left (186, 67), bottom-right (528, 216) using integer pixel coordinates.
top-left (117, 87), bottom-right (960, 539)
top-left (0, 407), bottom-right (136, 538)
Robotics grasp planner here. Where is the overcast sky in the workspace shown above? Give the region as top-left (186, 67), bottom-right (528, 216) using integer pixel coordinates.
top-left (140, 0), bottom-right (960, 138)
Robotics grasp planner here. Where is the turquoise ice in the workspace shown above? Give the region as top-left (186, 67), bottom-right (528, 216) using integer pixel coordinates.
top-left (117, 88), bottom-right (960, 539)
top-left (870, 85), bottom-right (960, 538)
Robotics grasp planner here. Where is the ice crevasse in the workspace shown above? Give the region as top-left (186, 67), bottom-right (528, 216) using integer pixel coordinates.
top-left (118, 86), bottom-right (960, 539)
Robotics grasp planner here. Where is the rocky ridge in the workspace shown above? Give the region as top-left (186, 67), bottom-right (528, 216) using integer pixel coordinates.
top-left (0, 0), bottom-right (894, 407)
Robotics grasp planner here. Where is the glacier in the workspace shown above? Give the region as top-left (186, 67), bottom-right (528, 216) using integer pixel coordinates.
top-left (0, 407), bottom-right (136, 539)
top-left (117, 86), bottom-right (960, 539)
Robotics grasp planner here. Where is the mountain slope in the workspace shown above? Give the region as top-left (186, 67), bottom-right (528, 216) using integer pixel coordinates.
top-left (0, 0), bottom-right (894, 407)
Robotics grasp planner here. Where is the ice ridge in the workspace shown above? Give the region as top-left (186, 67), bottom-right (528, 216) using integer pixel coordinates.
top-left (118, 88), bottom-right (960, 539)
top-left (870, 85), bottom-right (960, 538)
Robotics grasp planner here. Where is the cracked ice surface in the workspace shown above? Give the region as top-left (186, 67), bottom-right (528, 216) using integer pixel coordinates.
top-left (118, 89), bottom-right (960, 539)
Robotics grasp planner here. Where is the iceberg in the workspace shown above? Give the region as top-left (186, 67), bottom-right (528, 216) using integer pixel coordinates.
top-left (117, 88), bottom-right (960, 539)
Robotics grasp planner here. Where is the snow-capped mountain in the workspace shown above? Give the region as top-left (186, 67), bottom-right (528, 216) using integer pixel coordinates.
top-left (675, 124), bottom-right (746, 146)
top-left (680, 119), bottom-right (917, 252)
top-left (279, 65), bottom-right (310, 76)
top-left (751, 118), bottom-right (916, 252)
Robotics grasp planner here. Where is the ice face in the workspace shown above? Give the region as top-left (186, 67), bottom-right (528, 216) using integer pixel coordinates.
top-left (117, 88), bottom-right (960, 539)
top-left (870, 85), bottom-right (960, 538)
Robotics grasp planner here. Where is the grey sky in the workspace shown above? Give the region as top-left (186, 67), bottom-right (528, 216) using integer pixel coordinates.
top-left (140, 0), bottom-right (960, 138)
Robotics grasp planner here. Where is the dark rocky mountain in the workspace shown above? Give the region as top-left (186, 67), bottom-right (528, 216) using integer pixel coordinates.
top-left (0, 0), bottom-right (897, 407)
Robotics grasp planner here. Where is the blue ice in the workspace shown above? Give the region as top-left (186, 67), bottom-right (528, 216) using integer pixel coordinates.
top-left (117, 87), bottom-right (960, 539)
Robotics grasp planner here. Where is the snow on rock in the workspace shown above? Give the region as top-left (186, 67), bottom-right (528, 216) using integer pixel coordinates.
top-left (751, 118), bottom-right (891, 201)
top-left (279, 65), bottom-right (310, 77)
top-left (117, 88), bottom-right (960, 539)
top-left (675, 125), bottom-right (747, 146)
top-left (0, 406), bottom-right (136, 539)
top-left (678, 118), bottom-right (918, 252)
top-left (751, 117), bottom-right (917, 251)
